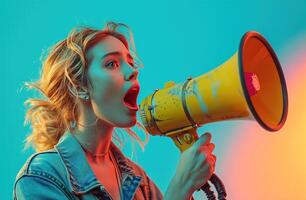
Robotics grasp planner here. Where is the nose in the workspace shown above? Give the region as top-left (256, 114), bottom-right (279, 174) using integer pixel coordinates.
top-left (124, 67), bottom-right (138, 81)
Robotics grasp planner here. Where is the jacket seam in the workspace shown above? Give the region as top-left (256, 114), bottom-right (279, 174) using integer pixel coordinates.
top-left (54, 145), bottom-right (76, 193)
top-left (24, 150), bottom-right (57, 174)
top-left (144, 175), bottom-right (152, 200)
top-left (14, 170), bottom-right (76, 200)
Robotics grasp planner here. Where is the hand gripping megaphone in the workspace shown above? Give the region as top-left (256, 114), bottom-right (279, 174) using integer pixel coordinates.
top-left (138, 31), bottom-right (288, 199)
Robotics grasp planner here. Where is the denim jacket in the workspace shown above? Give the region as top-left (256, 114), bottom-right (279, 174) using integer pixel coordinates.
top-left (13, 131), bottom-right (163, 200)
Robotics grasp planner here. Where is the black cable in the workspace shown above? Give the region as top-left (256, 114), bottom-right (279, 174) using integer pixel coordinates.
top-left (209, 174), bottom-right (227, 200)
top-left (201, 182), bottom-right (216, 200)
top-left (200, 173), bottom-right (227, 200)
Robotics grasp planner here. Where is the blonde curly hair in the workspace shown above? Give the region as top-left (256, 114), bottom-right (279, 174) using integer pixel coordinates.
top-left (23, 21), bottom-right (148, 152)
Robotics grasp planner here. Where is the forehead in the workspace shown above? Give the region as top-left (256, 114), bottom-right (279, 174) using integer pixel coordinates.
top-left (86, 35), bottom-right (129, 60)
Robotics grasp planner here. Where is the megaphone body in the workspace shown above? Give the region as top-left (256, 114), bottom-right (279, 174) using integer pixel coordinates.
top-left (139, 31), bottom-right (288, 152)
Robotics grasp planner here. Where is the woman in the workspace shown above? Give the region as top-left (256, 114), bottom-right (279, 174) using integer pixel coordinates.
top-left (13, 21), bottom-right (216, 200)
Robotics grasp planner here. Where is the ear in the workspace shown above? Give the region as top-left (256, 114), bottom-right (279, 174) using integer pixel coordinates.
top-left (77, 91), bottom-right (90, 100)
top-left (77, 85), bottom-right (90, 100)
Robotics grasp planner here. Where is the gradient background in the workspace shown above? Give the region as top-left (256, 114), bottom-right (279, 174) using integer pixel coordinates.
top-left (2, 0), bottom-right (306, 199)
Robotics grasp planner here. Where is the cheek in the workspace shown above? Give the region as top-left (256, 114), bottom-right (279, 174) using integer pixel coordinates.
top-left (91, 72), bottom-right (124, 103)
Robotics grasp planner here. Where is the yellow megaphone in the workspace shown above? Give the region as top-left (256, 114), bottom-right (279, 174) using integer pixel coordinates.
top-left (138, 31), bottom-right (288, 199)
top-left (139, 31), bottom-right (288, 152)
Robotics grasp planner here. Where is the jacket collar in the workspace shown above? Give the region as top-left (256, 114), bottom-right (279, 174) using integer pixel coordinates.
top-left (54, 131), bottom-right (139, 195)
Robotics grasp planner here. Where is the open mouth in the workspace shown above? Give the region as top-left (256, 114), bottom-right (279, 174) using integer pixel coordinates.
top-left (123, 85), bottom-right (140, 111)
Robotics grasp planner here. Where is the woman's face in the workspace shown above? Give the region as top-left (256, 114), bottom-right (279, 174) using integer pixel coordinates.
top-left (85, 35), bottom-right (140, 128)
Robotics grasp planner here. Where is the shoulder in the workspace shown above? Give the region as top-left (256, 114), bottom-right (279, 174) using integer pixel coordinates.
top-left (15, 149), bottom-right (66, 180)
top-left (13, 149), bottom-right (73, 200)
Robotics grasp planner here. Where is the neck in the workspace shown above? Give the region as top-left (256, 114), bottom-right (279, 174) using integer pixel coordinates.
top-left (72, 103), bottom-right (114, 163)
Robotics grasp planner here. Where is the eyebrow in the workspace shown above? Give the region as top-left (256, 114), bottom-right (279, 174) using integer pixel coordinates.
top-left (102, 51), bottom-right (133, 61)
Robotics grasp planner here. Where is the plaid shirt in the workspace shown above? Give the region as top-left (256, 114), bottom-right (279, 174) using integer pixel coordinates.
top-left (13, 131), bottom-right (163, 200)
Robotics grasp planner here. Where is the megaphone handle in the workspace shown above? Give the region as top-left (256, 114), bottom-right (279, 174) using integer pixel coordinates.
top-left (169, 128), bottom-right (227, 199)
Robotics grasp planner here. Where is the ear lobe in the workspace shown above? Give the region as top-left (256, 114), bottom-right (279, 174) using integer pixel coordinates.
top-left (78, 92), bottom-right (90, 100)
top-left (76, 85), bottom-right (91, 101)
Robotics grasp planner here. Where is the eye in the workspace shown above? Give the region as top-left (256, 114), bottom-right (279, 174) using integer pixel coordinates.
top-left (105, 60), bottom-right (120, 69)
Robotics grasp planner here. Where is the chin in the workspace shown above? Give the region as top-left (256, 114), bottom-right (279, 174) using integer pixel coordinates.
top-left (114, 117), bottom-right (137, 128)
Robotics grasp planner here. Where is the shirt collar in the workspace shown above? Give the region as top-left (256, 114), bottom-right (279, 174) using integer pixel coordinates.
top-left (54, 131), bottom-right (138, 195)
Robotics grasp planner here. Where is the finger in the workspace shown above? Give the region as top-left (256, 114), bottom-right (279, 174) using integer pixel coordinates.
top-left (199, 143), bottom-right (215, 155)
top-left (206, 143), bottom-right (215, 151)
top-left (206, 155), bottom-right (216, 173)
top-left (208, 154), bottom-right (216, 167)
top-left (199, 151), bottom-right (216, 167)
top-left (201, 158), bottom-right (214, 178)
top-left (211, 154), bottom-right (216, 163)
top-left (194, 132), bottom-right (211, 148)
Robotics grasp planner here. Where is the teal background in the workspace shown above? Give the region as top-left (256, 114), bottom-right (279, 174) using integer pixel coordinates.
top-left (2, 0), bottom-right (306, 199)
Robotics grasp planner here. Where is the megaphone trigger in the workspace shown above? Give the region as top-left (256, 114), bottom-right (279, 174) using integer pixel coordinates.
top-left (169, 127), bottom-right (199, 152)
